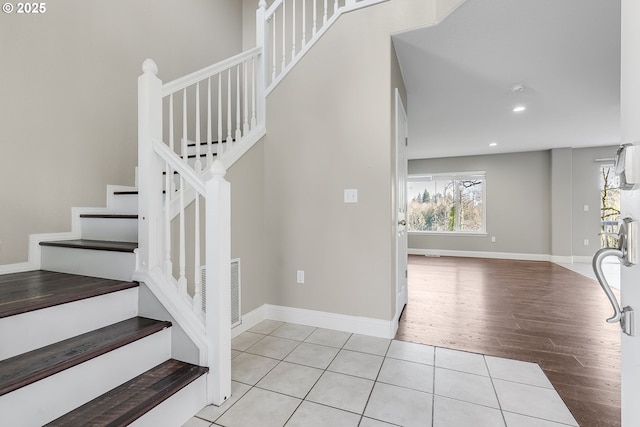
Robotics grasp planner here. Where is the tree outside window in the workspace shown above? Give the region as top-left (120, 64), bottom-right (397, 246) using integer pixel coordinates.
top-left (600, 165), bottom-right (620, 248)
top-left (407, 172), bottom-right (485, 233)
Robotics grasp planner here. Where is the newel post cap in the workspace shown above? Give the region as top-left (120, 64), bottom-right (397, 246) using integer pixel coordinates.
top-left (258, 0), bottom-right (267, 10)
top-left (142, 59), bottom-right (158, 76)
top-left (211, 159), bottom-right (227, 179)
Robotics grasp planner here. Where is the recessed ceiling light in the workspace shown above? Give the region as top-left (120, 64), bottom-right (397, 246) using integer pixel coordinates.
top-left (489, 142), bottom-right (498, 147)
top-left (513, 105), bottom-right (526, 113)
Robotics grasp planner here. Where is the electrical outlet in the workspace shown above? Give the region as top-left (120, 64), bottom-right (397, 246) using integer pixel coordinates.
top-left (491, 236), bottom-right (496, 243)
top-left (584, 239), bottom-right (589, 246)
top-left (296, 270), bottom-right (305, 284)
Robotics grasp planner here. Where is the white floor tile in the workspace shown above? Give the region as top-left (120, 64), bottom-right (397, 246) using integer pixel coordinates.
top-left (215, 388), bottom-right (301, 427)
top-left (364, 382), bottom-right (433, 427)
top-left (271, 323), bottom-right (316, 341)
top-left (306, 371), bottom-right (374, 414)
top-left (328, 349), bottom-right (384, 380)
top-left (231, 331), bottom-right (265, 351)
top-left (435, 367), bottom-right (499, 408)
top-left (183, 417), bottom-right (212, 427)
top-left (248, 320), bottom-right (285, 335)
top-left (304, 328), bottom-right (351, 348)
top-left (231, 352), bottom-right (279, 385)
top-left (284, 342), bottom-right (340, 369)
top-left (359, 418), bottom-right (398, 427)
top-left (285, 401), bottom-right (360, 427)
top-left (195, 381), bottom-right (251, 422)
top-left (493, 379), bottom-right (578, 426)
top-left (377, 357), bottom-right (434, 393)
top-left (435, 347), bottom-right (489, 376)
top-left (257, 361), bottom-right (323, 398)
top-left (246, 335), bottom-right (300, 360)
top-left (344, 334), bottom-right (391, 356)
top-left (387, 340), bottom-right (434, 365)
top-left (486, 356), bottom-right (553, 388)
top-left (503, 411), bottom-right (578, 427)
top-left (433, 395), bottom-right (505, 427)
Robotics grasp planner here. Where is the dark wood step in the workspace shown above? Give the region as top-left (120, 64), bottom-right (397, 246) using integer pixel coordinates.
top-left (0, 317), bottom-right (171, 397)
top-left (45, 359), bottom-right (207, 426)
top-left (79, 214), bottom-right (138, 219)
top-left (113, 191), bottom-right (138, 196)
top-left (40, 239), bottom-right (138, 253)
top-left (0, 270), bottom-right (138, 319)
top-left (187, 138), bottom-right (234, 147)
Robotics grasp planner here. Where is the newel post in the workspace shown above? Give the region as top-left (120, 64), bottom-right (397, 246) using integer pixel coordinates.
top-left (205, 159), bottom-right (231, 405)
top-left (256, 0), bottom-right (267, 122)
top-left (138, 59), bottom-right (164, 272)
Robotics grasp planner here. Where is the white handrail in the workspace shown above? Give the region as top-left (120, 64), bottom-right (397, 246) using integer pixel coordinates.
top-left (152, 138), bottom-right (205, 194)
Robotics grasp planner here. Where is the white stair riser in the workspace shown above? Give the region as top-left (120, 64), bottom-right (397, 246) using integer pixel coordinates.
top-left (81, 217), bottom-right (138, 242)
top-left (0, 328), bottom-right (171, 427)
top-left (129, 374), bottom-right (208, 427)
top-left (0, 288), bottom-right (138, 361)
top-left (111, 194), bottom-right (139, 214)
top-left (41, 246), bottom-right (136, 281)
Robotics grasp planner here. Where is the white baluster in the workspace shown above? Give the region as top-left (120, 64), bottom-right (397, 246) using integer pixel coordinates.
top-left (272, 14), bottom-right (277, 82)
top-left (195, 82), bottom-right (202, 172)
top-left (193, 193), bottom-right (202, 315)
top-left (182, 89), bottom-right (188, 162)
top-left (334, 0), bottom-right (338, 15)
top-left (251, 57), bottom-right (257, 129)
top-left (291, 0), bottom-right (296, 61)
top-left (235, 65), bottom-right (242, 142)
top-left (313, 0), bottom-right (317, 35)
top-left (169, 94), bottom-right (176, 193)
top-left (302, 0), bottom-right (307, 47)
top-left (281, 1), bottom-right (286, 72)
top-left (207, 77), bottom-right (213, 166)
top-left (178, 176), bottom-right (187, 293)
top-left (243, 61), bottom-right (249, 134)
top-left (218, 74), bottom-right (223, 156)
top-left (323, 0), bottom-right (328, 25)
top-left (227, 69), bottom-right (233, 148)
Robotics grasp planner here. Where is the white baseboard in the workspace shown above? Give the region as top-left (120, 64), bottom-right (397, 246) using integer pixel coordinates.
top-left (0, 262), bottom-right (37, 275)
top-left (234, 304), bottom-right (395, 339)
top-left (409, 248), bottom-right (551, 262)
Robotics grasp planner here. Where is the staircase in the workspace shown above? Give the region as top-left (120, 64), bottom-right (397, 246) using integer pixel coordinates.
top-left (0, 189), bottom-right (208, 426)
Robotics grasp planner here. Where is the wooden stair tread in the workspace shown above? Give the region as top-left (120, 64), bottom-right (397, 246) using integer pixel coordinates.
top-left (113, 191), bottom-right (138, 195)
top-left (0, 317), bottom-right (171, 396)
top-left (45, 359), bottom-right (207, 426)
top-left (79, 214), bottom-right (138, 219)
top-left (0, 270), bottom-right (138, 319)
top-left (39, 239), bottom-right (138, 252)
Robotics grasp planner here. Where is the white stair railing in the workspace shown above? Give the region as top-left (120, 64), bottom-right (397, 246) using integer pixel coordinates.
top-left (136, 0), bottom-right (387, 409)
top-left (257, 0), bottom-right (387, 93)
top-left (137, 47), bottom-right (263, 405)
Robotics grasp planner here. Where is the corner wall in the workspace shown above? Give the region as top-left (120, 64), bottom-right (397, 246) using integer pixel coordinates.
top-left (0, 0), bottom-right (243, 264)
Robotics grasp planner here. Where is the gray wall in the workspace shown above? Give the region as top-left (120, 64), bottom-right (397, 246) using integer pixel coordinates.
top-left (408, 146), bottom-right (619, 259)
top-left (0, 0), bottom-right (243, 264)
top-left (262, 0), bottom-right (436, 321)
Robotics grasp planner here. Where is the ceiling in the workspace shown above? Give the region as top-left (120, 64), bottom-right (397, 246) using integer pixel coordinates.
top-left (392, 0), bottom-right (621, 160)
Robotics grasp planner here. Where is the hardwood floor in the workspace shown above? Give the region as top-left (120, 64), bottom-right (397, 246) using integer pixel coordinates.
top-left (396, 255), bottom-right (621, 427)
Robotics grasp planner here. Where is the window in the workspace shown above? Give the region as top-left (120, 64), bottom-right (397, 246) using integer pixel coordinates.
top-left (407, 172), bottom-right (486, 233)
top-left (600, 164), bottom-right (620, 248)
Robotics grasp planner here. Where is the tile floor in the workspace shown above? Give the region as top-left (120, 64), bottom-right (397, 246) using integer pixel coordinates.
top-left (184, 321), bottom-right (579, 427)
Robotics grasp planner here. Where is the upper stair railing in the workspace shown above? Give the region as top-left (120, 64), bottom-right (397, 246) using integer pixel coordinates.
top-left (137, 0), bottom-right (387, 408)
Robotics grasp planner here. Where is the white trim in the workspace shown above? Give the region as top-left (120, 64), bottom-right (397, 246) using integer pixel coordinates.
top-left (550, 255), bottom-right (574, 263)
top-left (409, 248), bottom-right (551, 262)
top-left (572, 255), bottom-right (594, 264)
top-left (232, 304), bottom-right (395, 339)
top-left (264, 304), bottom-right (395, 339)
top-left (0, 262), bottom-right (37, 275)
top-left (231, 305), bottom-right (267, 338)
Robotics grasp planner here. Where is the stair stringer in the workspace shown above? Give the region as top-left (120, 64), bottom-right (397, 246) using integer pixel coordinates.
top-left (0, 185), bottom-right (139, 276)
top-left (133, 268), bottom-right (209, 367)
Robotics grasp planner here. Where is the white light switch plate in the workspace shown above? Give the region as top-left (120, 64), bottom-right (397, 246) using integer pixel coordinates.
top-left (344, 189), bottom-right (358, 203)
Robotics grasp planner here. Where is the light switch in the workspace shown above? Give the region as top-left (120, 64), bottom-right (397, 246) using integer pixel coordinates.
top-left (344, 189), bottom-right (358, 203)
top-left (584, 205), bottom-right (589, 212)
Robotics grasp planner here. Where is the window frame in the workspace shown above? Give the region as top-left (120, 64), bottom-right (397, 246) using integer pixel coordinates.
top-left (407, 171), bottom-right (487, 235)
